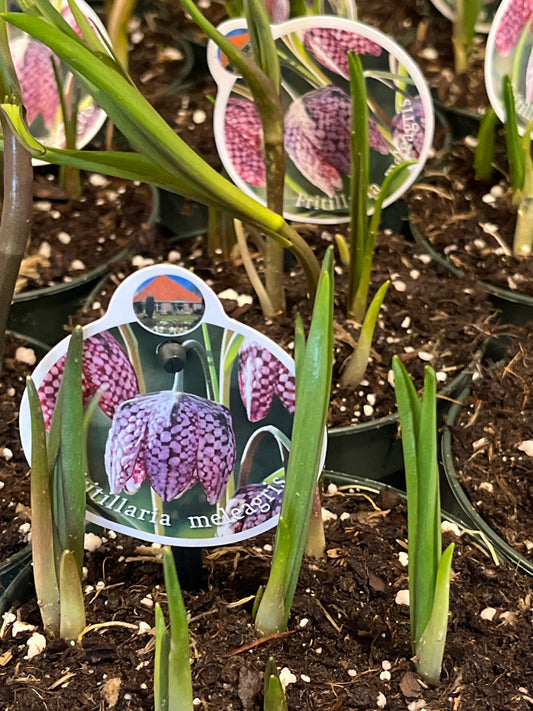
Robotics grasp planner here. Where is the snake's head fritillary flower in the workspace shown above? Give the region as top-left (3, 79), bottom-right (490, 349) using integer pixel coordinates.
top-left (216, 481), bottom-right (284, 536)
top-left (238, 342), bottom-right (295, 422)
top-left (265, 0), bottom-right (290, 23)
top-left (225, 97), bottom-right (266, 186)
top-left (391, 96), bottom-right (426, 159)
top-left (284, 86), bottom-right (388, 196)
top-left (11, 38), bottom-right (60, 130)
top-left (303, 28), bottom-right (382, 80)
top-left (495, 0), bottom-right (533, 56)
top-left (38, 331), bottom-right (139, 428)
top-left (105, 391), bottom-right (236, 504)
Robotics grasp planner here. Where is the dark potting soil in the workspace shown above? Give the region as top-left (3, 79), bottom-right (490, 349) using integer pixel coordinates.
top-left (1, 486), bottom-right (532, 710)
top-left (406, 137), bottom-right (533, 296)
top-left (16, 172), bottom-right (153, 293)
top-left (449, 330), bottom-right (533, 565)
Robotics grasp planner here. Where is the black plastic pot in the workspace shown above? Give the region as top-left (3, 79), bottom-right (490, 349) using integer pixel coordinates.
top-left (441, 387), bottom-right (533, 577)
top-left (410, 221), bottom-right (533, 331)
top-left (8, 245), bottom-right (133, 347)
top-left (324, 358), bottom-right (479, 488)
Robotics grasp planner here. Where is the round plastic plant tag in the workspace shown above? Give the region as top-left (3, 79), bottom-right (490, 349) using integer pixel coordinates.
top-left (429, 0), bottom-right (500, 34)
top-left (8, 0), bottom-right (107, 162)
top-left (485, 0), bottom-right (533, 130)
top-left (208, 16), bottom-right (434, 224)
top-left (19, 266), bottom-right (317, 547)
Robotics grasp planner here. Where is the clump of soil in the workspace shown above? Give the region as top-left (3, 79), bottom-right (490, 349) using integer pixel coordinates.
top-left (448, 330), bottom-right (533, 564)
top-left (0, 485), bottom-right (532, 710)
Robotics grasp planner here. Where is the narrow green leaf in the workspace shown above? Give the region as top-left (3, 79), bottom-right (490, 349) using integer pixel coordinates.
top-left (474, 106), bottom-right (498, 181)
top-left (26, 377), bottom-right (60, 638)
top-left (392, 355), bottom-right (421, 644)
top-left (416, 542), bottom-right (454, 683)
top-left (255, 249), bottom-right (334, 635)
top-left (154, 603), bottom-right (170, 711)
top-left (340, 280), bottom-right (389, 389)
top-left (503, 75), bottom-right (525, 193)
top-left (58, 549), bottom-right (86, 642)
top-left (264, 657), bottom-right (288, 711)
top-left (293, 313), bottom-right (305, 388)
top-left (413, 366), bottom-right (439, 645)
top-left (54, 326), bottom-right (85, 573)
top-left (245, 0), bottom-right (281, 89)
top-left (348, 52), bottom-right (369, 300)
top-left (163, 547), bottom-right (194, 711)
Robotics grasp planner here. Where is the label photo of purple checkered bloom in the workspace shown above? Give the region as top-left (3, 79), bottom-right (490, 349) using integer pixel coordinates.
top-left (208, 16), bottom-right (434, 224)
top-left (486, 0), bottom-right (533, 129)
top-left (8, 0), bottom-right (107, 162)
top-left (19, 265), bottom-right (299, 547)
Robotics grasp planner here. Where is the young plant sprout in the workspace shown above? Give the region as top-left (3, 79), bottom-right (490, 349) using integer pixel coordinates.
top-left (26, 326), bottom-right (87, 641)
top-left (452, 0), bottom-right (483, 75)
top-left (254, 248), bottom-right (333, 637)
top-left (474, 75), bottom-right (533, 257)
top-left (392, 356), bottom-right (454, 684)
top-left (154, 546), bottom-right (194, 711)
top-left (339, 52), bottom-right (412, 389)
top-left (2, 0), bottom-right (321, 309)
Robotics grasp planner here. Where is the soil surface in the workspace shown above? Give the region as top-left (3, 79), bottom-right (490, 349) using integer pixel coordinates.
top-left (1, 485), bottom-right (532, 710)
top-left (406, 136), bottom-right (533, 296)
top-left (16, 172), bottom-right (153, 294)
top-left (448, 330), bottom-right (533, 565)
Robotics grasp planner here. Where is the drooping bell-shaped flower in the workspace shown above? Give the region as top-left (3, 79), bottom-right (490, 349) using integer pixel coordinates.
top-left (495, 0), bottom-right (533, 56)
top-left (264, 0), bottom-right (290, 23)
top-left (225, 97), bottom-right (267, 186)
top-left (303, 28), bottom-right (382, 80)
top-left (38, 331), bottom-right (139, 428)
top-left (105, 391), bottom-right (236, 504)
top-left (11, 37), bottom-right (60, 130)
top-left (238, 342), bottom-right (295, 422)
top-left (285, 86), bottom-right (388, 197)
top-left (216, 481), bottom-right (284, 536)
top-left (391, 96), bottom-right (426, 159)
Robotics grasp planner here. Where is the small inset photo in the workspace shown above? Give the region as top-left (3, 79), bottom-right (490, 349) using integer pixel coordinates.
top-left (133, 274), bottom-right (205, 335)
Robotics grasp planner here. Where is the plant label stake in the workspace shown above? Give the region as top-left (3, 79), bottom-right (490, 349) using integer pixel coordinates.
top-left (20, 267), bottom-right (317, 573)
top-left (208, 15), bottom-right (434, 223)
top-left (485, 0), bottom-right (533, 132)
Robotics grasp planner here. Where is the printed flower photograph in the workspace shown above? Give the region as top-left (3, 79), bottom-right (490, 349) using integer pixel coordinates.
top-left (39, 318), bottom-right (295, 544)
top-left (220, 23), bottom-right (428, 221)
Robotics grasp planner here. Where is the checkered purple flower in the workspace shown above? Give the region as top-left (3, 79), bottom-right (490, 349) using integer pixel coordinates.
top-left (303, 28), bottom-right (382, 80)
top-left (285, 86), bottom-right (388, 197)
top-left (495, 0), bottom-right (533, 56)
top-left (217, 482), bottom-right (284, 536)
top-left (225, 97), bottom-right (266, 186)
top-left (238, 342), bottom-right (295, 422)
top-left (38, 331), bottom-right (139, 428)
top-left (105, 391), bottom-right (236, 504)
top-left (11, 38), bottom-right (60, 130)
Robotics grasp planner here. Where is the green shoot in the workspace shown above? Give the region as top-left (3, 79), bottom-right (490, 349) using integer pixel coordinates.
top-left (154, 547), bottom-right (194, 711)
top-left (392, 356), bottom-right (454, 683)
top-left (264, 657), bottom-right (288, 710)
top-left (26, 326), bottom-right (86, 640)
top-left (474, 105), bottom-right (497, 182)
top-left (452, 0), bottom-right (483, 75)
top-left (254, 247), bottom-right (334, 637)
top-left (502, 75), bottom-right (533, 257)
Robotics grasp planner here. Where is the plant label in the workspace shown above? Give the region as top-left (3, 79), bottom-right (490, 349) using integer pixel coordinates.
top-left (485, 0), bottom-right (533, 130)
top-left (208, 15), bottom-right (434, 224)
top-left (19, 265), bottom-right (318, 547)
